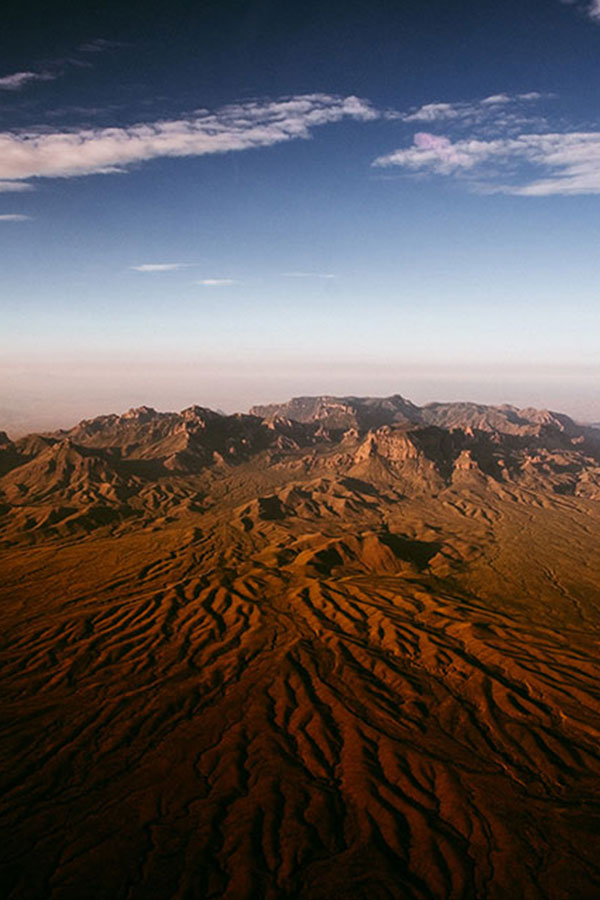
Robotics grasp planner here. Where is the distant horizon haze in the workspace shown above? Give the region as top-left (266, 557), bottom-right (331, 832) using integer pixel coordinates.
top-left (1, 357), bottom-right (598, 436)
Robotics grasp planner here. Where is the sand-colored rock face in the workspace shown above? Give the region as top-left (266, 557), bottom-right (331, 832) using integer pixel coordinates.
top-left (2, 396), bottom-right (600, 899)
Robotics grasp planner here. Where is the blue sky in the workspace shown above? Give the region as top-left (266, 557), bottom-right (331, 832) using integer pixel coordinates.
top-left (1, 0), bottom-right (600, 433)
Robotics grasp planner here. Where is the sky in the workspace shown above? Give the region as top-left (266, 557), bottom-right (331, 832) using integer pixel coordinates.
top-left (1, 0), bottom-right (600, 434)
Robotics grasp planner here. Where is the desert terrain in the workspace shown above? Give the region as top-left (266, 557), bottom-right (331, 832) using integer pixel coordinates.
top-left (2, 395), bottom-right (600, 899)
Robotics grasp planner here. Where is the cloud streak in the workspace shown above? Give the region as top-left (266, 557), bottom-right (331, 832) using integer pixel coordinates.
top-left (373, 131), bottom-right (600, 195)
top-left (0, 181), bottom-right (33, 193)
top-left (0, 94), bottom-right (378, 184)
top-left (562, 0), bottom-right (600, 22)
top-left (78, 39), bottom-right (129, 53)
top-left (132, 263), bottom-right (190, 272)
top-left (0, 41), bottom-right (131, 105)
top-left (0, 214), bottom-right (30, 221)
top-left (399, 93), bottom-right (547, 128)
top-left (283, 272), bottom-right (336, 279)
top-left (0, 71), bottom-right (55, 91)
top-left (196, 279), bottom-right (239, 286)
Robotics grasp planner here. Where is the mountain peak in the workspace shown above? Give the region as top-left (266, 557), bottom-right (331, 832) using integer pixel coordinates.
top-left (122, 405), bottom-right (158, 422)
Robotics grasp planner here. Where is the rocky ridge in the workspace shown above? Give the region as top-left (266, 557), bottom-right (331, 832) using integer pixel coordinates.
top-left (1, 395), bottom-right (599, 543)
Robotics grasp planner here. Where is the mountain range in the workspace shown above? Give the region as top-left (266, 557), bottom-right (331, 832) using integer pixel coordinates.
top-left (1, 394), bottom-right (600, 541)
top-left (2, 394), bottom-right (600, 899)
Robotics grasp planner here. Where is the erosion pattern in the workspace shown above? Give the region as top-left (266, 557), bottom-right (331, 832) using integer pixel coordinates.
top-left (2, 395), bottom-right (600, 900)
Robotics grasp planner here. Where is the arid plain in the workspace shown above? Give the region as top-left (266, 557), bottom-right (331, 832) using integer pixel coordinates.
top-left (2, 395), bottom-right (600, 899)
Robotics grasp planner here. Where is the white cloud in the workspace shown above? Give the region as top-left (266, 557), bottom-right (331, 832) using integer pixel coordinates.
top-left (561, 0), bottom-right (600, 21)
top-left (283, 272), bottom-right (336, 279)
top-left (78, 39), bottom-right (128, 53)
top-left (0, 71), bottom-right (54, 91)
top-left (402, 102), bottom-right (464, 123)
top-left (480, 93), bottom-right (511, 105)
top-left (196, 279), bottom-right (238, 286)
top-left (0, 43), bottom-right (123, 98)
top-left (373, 130), bottom-right (600, 195)
top-left (0, 214), bottom-right (30, 221)
top-left (0, 181), bottom-right (33, 192)
top-left (577, 0), bottom-right (600, 21)
top-left (400, 92), bottom-right (546, 125)
top-left (0, 94), bottom-right (379, 184)
top-left (518, 92), bottom-right (546, 102)
top-left (132, 263), bottom-right (189, 272)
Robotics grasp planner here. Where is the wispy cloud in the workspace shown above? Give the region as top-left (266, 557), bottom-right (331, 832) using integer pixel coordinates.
top-left (0, 214), bottom-right (30, 221)
top-left (283, 271), bottom-right (336, 279)
top-left (561, 0), bottom-right (600, 22)
top-left (0, 71), bottom-right (55, 91)
top-left (44, 104), bottom-right (125, 121)
top-left (372, 89), bottom-right (600, 196)
top-left (0, 40), bottom-right (127, 98)
top-left (132, 263), bottom-right (190, 272)
top-left (373, 131), bottom-right (600, 196)
top-left (78, 38), bottom-right (129, 53)
top-left (0, 94), bottom-right (379, 184)
top-left (399, 92), bottom-right (546, 127)
top-left (0, 181), bottom-right (33, 193)
top-left (196, 279), bottom-right (239, 286)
